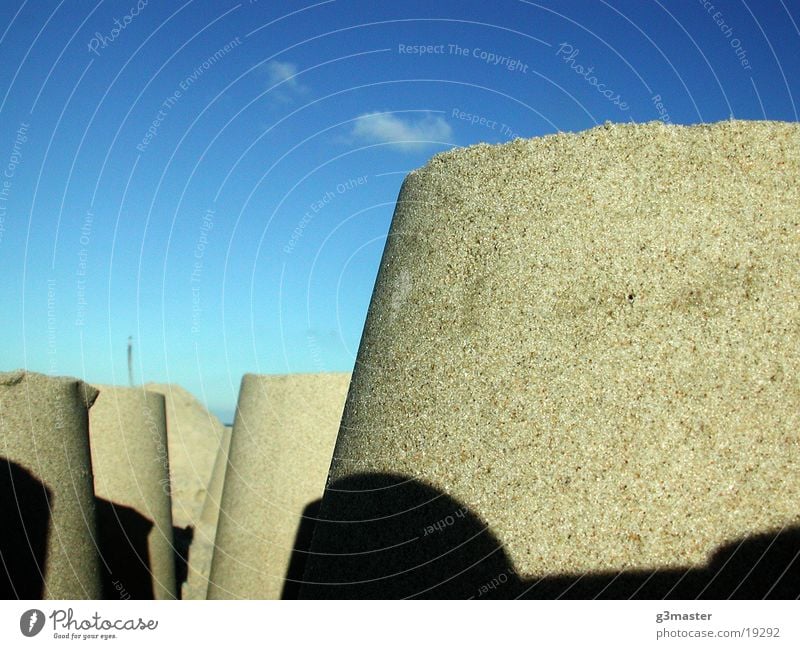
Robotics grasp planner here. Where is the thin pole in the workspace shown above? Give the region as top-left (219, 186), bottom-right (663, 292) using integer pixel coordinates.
top-left (127, 336), bottom-right (134, 387)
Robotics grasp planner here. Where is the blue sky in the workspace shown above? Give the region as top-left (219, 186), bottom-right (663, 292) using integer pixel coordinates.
top-left (1, 0), bottom-right (798, 422)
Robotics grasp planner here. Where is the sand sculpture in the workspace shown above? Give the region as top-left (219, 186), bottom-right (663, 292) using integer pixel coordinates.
top-left (145, 383), bottom-right (225, 597)
top-left (144, 383), bottom-right (225, 530)
top-left (301, 121), bottom-right (800, 598)
top-left (183, 424), bottom-right (232, 600)
top-left (89, 386), bottom-right (177, 599)
top-left (0, 371), bottom-right (101, 599)
top-left (208, 373), bottom-right (351, 599)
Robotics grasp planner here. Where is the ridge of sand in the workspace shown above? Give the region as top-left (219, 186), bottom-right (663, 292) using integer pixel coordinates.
top-left (145, 383), bottom-right (226, 599)
top-left (145, 383), bottom-right (225, 531)
top-left (208, 373), bottom-right (351, 599)
top-left (183, 423), bottom-right (232, 600)
top-left (89, 385), bottom-right (177, 599)
top-left (1, 370), bottom-right (102, 598)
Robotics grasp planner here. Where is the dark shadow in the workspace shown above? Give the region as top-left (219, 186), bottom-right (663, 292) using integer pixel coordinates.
top-left (95, 498), bottom-right (154, 599)
top-left (300, 473), bottom-right (517, 599)
top-left (0, 458), bottom-right (52, 599)
top-left (521, 526), bottom-right (800, 599)
top-left (173, 524), bottom-right (194, 598)
top-left (299, 473), bottom-right (800, 599)
top-left (96, 499), bottom-right (190, 600)
top-left (281, 499), bottom-right (322, 600)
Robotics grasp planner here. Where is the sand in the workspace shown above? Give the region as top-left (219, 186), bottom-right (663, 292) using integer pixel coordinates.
top-left (208, 373), bottom-right (351, 599)
top-left (144, 382), bottom-right (226, 599)
top-left (0, 370), bottom-right (101, 599)
top-left (182, 424), bottom-right (232, 600)
top-left (89, 386), bottom-right (177, 599)
top-left (144, 383), bottom-right (225, 530)
top-left (301, 120), bottom-right (800, 598)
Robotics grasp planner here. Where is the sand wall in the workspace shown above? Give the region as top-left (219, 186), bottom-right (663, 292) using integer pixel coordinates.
top-left (0, 370), bottom-right (101, 599)
top-left (89, 386), bottom-right (177, 599)
top-left (183, 424), bottom-right (232, 600)
top-left (145, 383), bottom-right (225, 530)
top-left (144, 383), bottom-right (225, 598)
top-left (208, 373), bottom-right (350, 599)
top-left (301, 121), bottom-right (800, 598)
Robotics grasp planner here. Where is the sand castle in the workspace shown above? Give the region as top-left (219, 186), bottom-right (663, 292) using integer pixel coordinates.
top-left (301, 120), bottom-right (800, 598)
top-left (145, 383), bottom-right (225, 530)
top-left (89, 386), bottom-right (177, 599)
top-left (145, 383), bottom-right (226, 598)
top-left (183, 424), bottom-right (232, 600)
top-left (0, 372), bottom-right (229, 600)
top-left (0, 371), bottom-right (101, 599)
top-left (208, 373), bottom-right (351, 599)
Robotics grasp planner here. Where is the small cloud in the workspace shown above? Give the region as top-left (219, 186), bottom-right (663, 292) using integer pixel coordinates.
top-left (264, 60), bottom-right (308, 102)
top-left (349, 112), bottom-right (453, 150)
top-left (266, 61), bottom-right (301, 88)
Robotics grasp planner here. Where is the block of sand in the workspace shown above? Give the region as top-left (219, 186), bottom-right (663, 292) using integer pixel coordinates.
top-left (89, 386), bottom-right (177, 599)
top-left (145, 383), bottom-right (226, 599)
top-left (0, 370), bottom-right (101, 599)
top-left (208, 373), bottom-right (351, 599)
top-left (144, 383), bottom-right (225, 531)
top-left (182, 424), bottom-right (231, 600)
top-left (301, 120), bottom-right (800, 598)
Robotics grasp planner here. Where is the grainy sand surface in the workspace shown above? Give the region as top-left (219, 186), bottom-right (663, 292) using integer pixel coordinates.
top-left (89, 386), bottom-right (177, 599)
top-left (145, 383), bottom-right (225, 529)
top-left (0, 370), bottom-right (101, 598)
top-left (208, 373), bottom-right (351, 599)
top-left (183, 424), bottom-right (232, 600)
top-left (144, 383), bottom-right (225, 598)
top-left (303, 121), bottom-right (800, 595)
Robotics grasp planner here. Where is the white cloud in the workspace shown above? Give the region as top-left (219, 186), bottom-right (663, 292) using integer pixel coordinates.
top-left (349, 112), bottom-right (453, 150)
top-left (264, 60), bottom-right (308, 101)
top-left (266, 61), bottom-right (299, 87)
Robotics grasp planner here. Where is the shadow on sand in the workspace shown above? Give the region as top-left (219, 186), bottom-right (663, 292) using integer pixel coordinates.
top-left (95, 498), bottom-right (154, 599)
top-left (294, 473), bottom-right (800, 599)
top-left (96, 500), bottom-right (192, 599)
top-left (0, 459), bottom-right (52, 598)
top-left (1, 456), bottom-right (190, 600)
